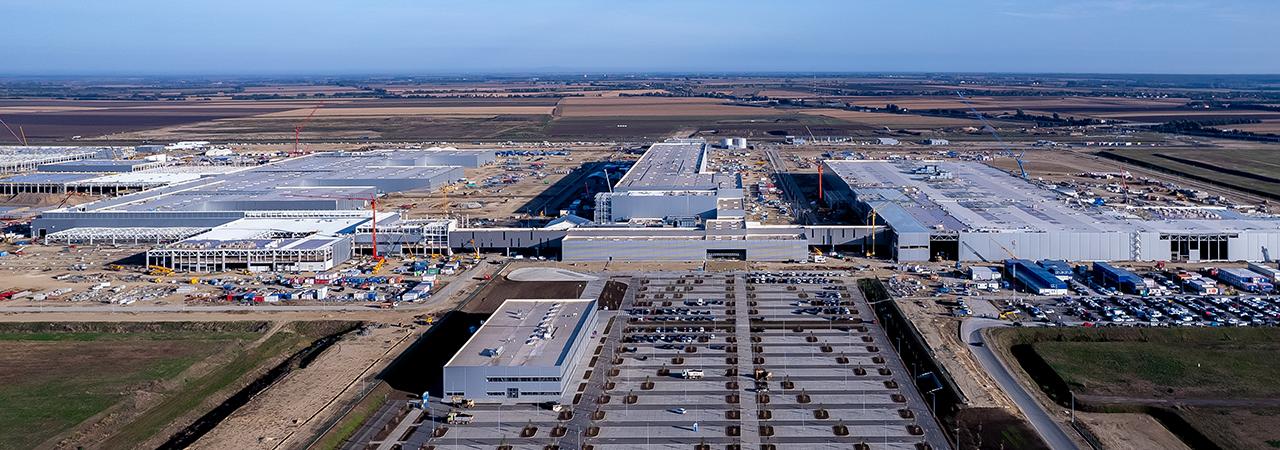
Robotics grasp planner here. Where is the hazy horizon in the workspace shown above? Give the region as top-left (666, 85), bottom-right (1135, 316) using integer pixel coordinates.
top-left (4, 0), bottom-right (1279, 76)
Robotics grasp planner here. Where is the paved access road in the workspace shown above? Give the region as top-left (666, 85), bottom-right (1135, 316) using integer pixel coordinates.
top-left (963, 319), bottom-right (1079, 450)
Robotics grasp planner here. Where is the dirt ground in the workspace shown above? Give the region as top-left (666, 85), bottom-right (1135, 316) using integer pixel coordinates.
top-left (893, 295), bottom-right (1018, 411)
top-left (189, 324), bottom-right (421, 450)
top-left (1179, 405), bottom-right (1280, 450)
top-left (956, 407), bottom-right (1050, 450)
top-left (1075, 412), bottom-right (1190, 450)
top-left (461, 270), bottom-right (588, 314)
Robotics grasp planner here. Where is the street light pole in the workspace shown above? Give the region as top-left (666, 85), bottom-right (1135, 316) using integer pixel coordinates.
top-left (1070, 390), bottom-right (1075, 424)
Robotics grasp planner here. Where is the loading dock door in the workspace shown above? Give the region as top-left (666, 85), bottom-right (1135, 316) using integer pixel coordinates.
top-left (507, 388), bottom-right (519, 399)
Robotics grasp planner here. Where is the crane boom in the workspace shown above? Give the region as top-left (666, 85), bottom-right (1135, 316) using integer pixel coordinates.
top-left (293, 101), bottom-right (324, 154)
top-left (957, 92), bottom-right (1025, 179)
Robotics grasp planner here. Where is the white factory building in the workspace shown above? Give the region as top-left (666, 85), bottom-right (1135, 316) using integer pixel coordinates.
top-left (821, 159), bottom-right (1280, 263)
top-left (443, 299), bottom-right (598, 402)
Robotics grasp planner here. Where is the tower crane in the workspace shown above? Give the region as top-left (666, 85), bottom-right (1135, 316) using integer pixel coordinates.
top-left (282, 192), bottom-right (384, 259)
top-left (957, 92), bottom-right (1025, 179)
top-left (439, 185), bottom-right (458, 218)
top-left (292, 101), bottom-right (324, 155)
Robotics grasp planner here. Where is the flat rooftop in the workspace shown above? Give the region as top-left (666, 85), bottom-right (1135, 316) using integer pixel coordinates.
top-left (38, 159), bottom-right (156, 172)
top-left (447, 299), bottom-right (595, 368)
top-left (66, 153), bottom-right (461, 213)
top-left (158, 217), bottom-right (365, 251)
top-left (616, 140), bottom-right (740, 191)
top-left (826, 160), bottom-right (1280, 235)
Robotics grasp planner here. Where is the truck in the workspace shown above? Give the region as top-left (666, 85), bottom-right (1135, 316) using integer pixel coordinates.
top-left (446, 412), bottom-right (474, 424)
top-left (682, 369), bottom-right (704, 379)
top-left (379, 301), bottom-right (400, 309)
top-left (810, 254), bottom-right (827, 263)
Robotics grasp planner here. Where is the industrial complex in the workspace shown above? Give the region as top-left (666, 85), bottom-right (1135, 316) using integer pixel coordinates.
top-left (820, 159), bottom-right (1280, 262)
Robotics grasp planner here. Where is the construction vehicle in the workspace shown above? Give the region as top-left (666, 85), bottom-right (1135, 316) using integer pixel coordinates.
top-left (148, 265), bottom-right (174, 276)
top-left (753, 369), bottom-right (772, 380)
top-left (999, 311), bottom-right (1017, 320)
top-left (446, 412), bottom-right (474, 424)
top-left (379, 301), bottom-right (399, 309)
top-left (106, 264), bottom-right (125, 271)
top-left (450, 397), bottom-right (475, 408)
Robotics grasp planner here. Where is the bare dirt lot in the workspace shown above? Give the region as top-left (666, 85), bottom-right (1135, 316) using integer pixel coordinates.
top-left (1075, 412), bottom-right (1190, 450)
top-left (461, 271), bottom-right (587, 314)
top-left (955, 407), bottom-right (1049, 450)
top-left (190, 323), bottom-right (420, 450)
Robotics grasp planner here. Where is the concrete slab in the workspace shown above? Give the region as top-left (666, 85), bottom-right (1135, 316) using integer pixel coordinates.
top-left (507, 266), bottom-right (599, 282)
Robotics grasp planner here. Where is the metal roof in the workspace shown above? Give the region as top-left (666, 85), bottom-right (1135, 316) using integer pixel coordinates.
top-left (446, 299), bottom-right (596, 368)
top-left (828, 160), bottom-right (1280, 236)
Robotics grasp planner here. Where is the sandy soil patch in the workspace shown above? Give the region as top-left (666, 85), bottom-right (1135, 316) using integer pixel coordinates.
top-left (189, 325), bottom-right (416, 450)
top-left (1075, 412), bottom-right (1190, 450)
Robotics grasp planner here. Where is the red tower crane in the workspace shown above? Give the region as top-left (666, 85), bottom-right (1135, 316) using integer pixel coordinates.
top-left (292, 101), bottom-right (324, 155)
top-left (282, 192), bottom-right (383, 259)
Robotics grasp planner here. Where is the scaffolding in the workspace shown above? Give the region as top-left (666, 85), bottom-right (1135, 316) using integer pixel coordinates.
top-left (44, 227), bottom-right (210, 245)
top-left (146, 236), bottom-right (351, 273)
top-left (0, 147), bottom-right (98, 174)
top-left (354, 219), bottom-right (454, 257)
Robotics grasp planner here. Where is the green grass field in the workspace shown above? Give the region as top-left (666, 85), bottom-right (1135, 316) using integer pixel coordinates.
top-left (0, 321), bottom-right (357, 450)
top-left (0, 323), bottom-right (270, 450)
top-left (1034, 339), bottom-right (1280, 398)
top-left (995, 326), bottom-right (1280, 450)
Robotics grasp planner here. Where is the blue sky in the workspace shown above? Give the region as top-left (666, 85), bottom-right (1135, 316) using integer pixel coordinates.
top-left (3, 0), bottom-right (1277, 75)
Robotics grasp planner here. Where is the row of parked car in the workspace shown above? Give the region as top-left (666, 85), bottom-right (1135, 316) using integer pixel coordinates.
top-left (1057, 294), bottom-right (1280, 327)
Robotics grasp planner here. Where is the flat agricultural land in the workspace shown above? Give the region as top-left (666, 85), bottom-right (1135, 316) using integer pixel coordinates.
top-left (798, 108), bottom-right (1020, 129)
top-left (833, 95), bottom-right (1193, 117)
top-left (1106, 145), bottom-right (1280, 198)
top-left (553, 96), bottom-right (767, 117)
top-left (0, 322), bottom-right (269, 450)
top-left (0, 321), bottom-right (357, 450)
top-left (1034, 334), bottom-right (1280, 399)
top-left (994, 326), bottom-right (1280, 450)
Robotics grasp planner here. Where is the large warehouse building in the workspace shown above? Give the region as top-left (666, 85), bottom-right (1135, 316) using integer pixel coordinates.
top-left (30, 150), bottom-right (479, 236)
top-left (443, 299), bottom-right (598, 402)
top-left (593, 139), bottom-right (744, 224)
top-left (821, 159), bottom-right (1280, 262)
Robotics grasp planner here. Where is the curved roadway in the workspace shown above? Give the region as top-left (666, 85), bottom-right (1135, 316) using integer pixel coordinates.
top-left (962, 318), bottom-right (1078, 450)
